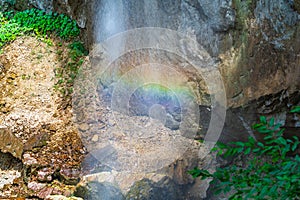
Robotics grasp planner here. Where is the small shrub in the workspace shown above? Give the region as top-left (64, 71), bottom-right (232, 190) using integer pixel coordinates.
top-left (189, 106), bottom-right (300, 199)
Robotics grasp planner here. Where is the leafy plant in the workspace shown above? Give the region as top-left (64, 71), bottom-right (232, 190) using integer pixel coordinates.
top-left (0, 8), bottom-right (80, 49)
top-left (0, 12), bottom-right (27, 48)
top-left (291, 105), bottom-right (300, 113)
top-left (189, 106), bottom-right (300, 199)
top-left (12, 8), bottom-right (79, 39)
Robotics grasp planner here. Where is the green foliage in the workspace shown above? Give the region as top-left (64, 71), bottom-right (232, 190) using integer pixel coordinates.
top-left (0, 12), bottom-right (27, 48)
top-left (189, 108), bottom-right (300, 199)
top-left (0, 8), bottom-right (80, 49)
top-left (13, 9), bottom-right (80, 39)
top-left (68, 41), bottom-right (89, 60)
top-left (0, 8), bottom-right (86, 101)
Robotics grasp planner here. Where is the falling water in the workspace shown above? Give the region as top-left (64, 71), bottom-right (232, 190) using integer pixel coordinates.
top-left (73, 0), bottom-right (227, 199)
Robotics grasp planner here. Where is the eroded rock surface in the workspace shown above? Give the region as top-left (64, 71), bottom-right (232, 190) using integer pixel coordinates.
top-left (0, 37), bottom-right (84, 198)
top-left (12, 0), bottom-right (300, 103)
top-left (2, 0), bottom-right (300, 199)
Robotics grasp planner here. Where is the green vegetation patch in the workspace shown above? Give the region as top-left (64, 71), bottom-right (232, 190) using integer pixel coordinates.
top-left (189, 106), bottom-right (300, 199)
top-left (0, 8), bottom-right (88, 100)
top-left (0, 8), bottom-right (80, 49)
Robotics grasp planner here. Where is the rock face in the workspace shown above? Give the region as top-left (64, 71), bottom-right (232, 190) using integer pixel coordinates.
top-left (6, 0), bottom-right (300, 198)
top-left (72, 56), bottom-right (215, 198)
top-left (15, 0), bottom-right (299, 107)
top-left (0, 37), bottom-right (85, 198)
top-left (55, 0), bottom-right (299, 198)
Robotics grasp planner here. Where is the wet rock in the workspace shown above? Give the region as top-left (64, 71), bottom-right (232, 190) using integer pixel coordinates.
top-left (11, 0), bottom-right (300, 109)
top-left (78, 140), bottom-right (212, 198)
top-left (255, 0), bottom-right (299, 47)
top-left (0, 128), bottom-right (24, 159)
top-left (82, 171), bottom-right (115, 183)
top-left (230, 90), bottom-right (300, 142)
top-left (59, 167), bottom-right (81, 185)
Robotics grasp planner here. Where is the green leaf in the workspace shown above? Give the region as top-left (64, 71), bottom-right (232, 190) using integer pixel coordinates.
top-left (273, 123), bottom-right (282, 130)
top-left (259, 186), bottom-right (268, 198)
top-left (290, 106), bottom-right (300, 113)
top-left (260, 116), bottom-right (267, 124)
top-left (245, 147), bottom-right (251, 155)
top-left (292, 142), bottom-right (299, 151)
top-left (257, 128), bottom-right (273, 134)
top-left (252, 123), bottom-right (263, 129)
top-left (211, 147), bottom-right (218, 152)
top-left (235, 141), bottom-right (245, 147)
top-left (187, 168), bottom-right (212, 179)
top-left (276, 137), bottom-right (287, 146)
top-left (253, 148), bottom-right (260, 153)
top-left (264, 135), bottom-right (274, 140)
top-left (275, 128), bottom-right (285, 137)
top-left (248, 137), bottom-right (256, 145)
top-left (257, 142), bottom-right (264, 148)
top-left (268, 117), bottom-right (275, 127)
